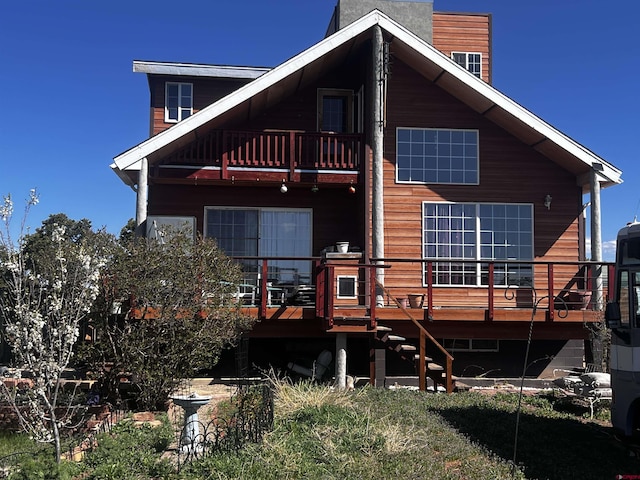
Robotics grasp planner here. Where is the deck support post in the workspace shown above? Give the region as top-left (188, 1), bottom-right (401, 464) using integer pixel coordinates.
top-left (335, 333), bottom-right (347, 389)
top-left (135, 157), bottom-right (148, 236)
top-left (375, 348), bottom-right (386, 388)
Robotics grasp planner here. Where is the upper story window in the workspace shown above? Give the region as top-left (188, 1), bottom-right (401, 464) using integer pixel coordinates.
top-left (318, 89), bottom-right (352, 133)
top-left (452, 52), bottom-right (482, 78)
top-left (396, 128), bottom-right (478, 185)
top-left (165, 82), bottom-right (193, 123)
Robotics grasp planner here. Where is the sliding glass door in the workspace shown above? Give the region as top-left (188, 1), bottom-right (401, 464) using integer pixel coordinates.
top-left (206, 207), bottom-right (313, 287)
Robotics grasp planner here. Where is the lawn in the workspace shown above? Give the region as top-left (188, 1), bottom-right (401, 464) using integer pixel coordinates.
top-left (2, 383), bottom-right (639, 479)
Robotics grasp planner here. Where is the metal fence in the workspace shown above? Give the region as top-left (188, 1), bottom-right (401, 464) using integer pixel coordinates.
top-left (175, 383), bottom-right (274, 470)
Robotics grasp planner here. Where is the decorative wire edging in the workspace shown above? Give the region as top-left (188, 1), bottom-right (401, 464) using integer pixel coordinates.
top-left (62, 406), bottom-right (130, 462)
top-left (0, 403), bottom-right (129, 475)
top-left (176, 383), bottom-right (274, 470)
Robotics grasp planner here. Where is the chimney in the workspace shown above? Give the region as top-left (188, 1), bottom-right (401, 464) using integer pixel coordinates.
top-left (326, 0), bottom-right (433, 44)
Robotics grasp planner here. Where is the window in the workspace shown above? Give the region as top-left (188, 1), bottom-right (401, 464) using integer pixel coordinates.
top-left (397, 128), bottom-right (478, 184)
top-left (337, 276), bottom-right (357, 299)
top-left (205, 207), bottom-right (312, 287)
top-left (443, 339), bottom-right (499, 352)
top-left (318, 89), bottom-right (352, 133)
top-left (452, 52), bottom-right (482, 78)
top-left (165, 82), bottom-right (193, 122)
top-left (423, 202), bottom-right (533, 287)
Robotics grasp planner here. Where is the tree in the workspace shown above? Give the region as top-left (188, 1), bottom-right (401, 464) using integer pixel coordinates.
top-left (81, 228), bottom-right (257, 411)
top-left (0, 191), bottom-right (112, 463)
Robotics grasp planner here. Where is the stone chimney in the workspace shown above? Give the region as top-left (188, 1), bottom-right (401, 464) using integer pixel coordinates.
top-left (326, 0), bottom-right (433, 44)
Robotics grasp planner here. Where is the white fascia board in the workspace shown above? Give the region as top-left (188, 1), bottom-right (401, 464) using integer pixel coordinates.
top-left (376, 15), bottom-right (622, 185)
top-left (110, 162), bottom-right (136, 188)
top-left (133, 60), bottom-right (271, 79)
top-left (113, 12), bottom-right (383, 173)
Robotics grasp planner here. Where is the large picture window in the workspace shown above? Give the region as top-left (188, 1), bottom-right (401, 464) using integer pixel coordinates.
top-left (423, 202), bottom-right (533, 287)
top-left (205, 207), bottom-right (312, 287)
top-left (397, 128), bottom-right (478, 184)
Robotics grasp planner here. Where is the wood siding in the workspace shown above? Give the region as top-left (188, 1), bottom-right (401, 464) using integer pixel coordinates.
top-left (147, 184), bottom-right (365, 257)
top-left (432, 12), bottom-right (491, 84)
top-left (375, 58), bottom-right (582, 306)
top-left (149, 75), bottom-right (254, 136)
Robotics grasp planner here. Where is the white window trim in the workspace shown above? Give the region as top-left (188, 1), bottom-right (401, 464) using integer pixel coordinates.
top-left (451, 52), bottom-right (482, 78)
top-left (421, 201), bottom-right (534, 288)
top-left (165, 82), bottom-right (193, 123)
top-left (336, 275), bottom-right (358, 299)
top-left (396, 127), bottom-right (480, 185)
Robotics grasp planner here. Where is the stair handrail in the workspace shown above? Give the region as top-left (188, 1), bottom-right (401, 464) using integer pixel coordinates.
top-left (375, 278), bottom-right (454, 392)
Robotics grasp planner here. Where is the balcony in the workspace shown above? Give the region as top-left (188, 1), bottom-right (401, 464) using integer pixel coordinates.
top-left (157, 130), bottom-right (364, 184)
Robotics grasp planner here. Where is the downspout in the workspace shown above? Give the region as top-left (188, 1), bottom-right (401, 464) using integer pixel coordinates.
top-left (372, 25), bottom-right (385, 305)
top-left (590, 165), bottom-right (603, 311)
top-left (135, 157), bottom-right (149, 237)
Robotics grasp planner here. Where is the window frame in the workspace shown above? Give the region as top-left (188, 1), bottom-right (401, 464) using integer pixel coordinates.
top-left (442, 338), bottom-right (499, 352)
top-left (203, 206), bottom-right (313, 287)
top-left (336, 275), bottom-right (358, 299)
top-left (165, 82), bottom-right (193, 123)
top-left (317, 88), bottom-right (353, 133)
top-left (396, 128), bottom-right (479, 185)
top-left (451, 52), bottom-right (482, 78)
top-left (422, 202), bottom-right (534, 288)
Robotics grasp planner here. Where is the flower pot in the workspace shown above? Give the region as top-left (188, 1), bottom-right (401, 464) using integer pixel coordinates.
top-left (396, 297), bottom-right (408, 309)
top-left (336, 242), bottom-right (349, 253)
top-left (408, 293), bottom-right (425, 309)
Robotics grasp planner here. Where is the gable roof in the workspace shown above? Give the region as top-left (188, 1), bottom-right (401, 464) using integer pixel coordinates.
top-left (111, 10), bottom-right (622, 190)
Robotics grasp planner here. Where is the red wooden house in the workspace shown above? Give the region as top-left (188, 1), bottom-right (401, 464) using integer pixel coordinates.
top-left (111, 2), bottom-right (622, 390)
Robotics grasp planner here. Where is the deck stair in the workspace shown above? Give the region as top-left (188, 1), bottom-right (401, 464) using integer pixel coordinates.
top-left (374, 322), bottom-right (447, 391)
top-left (374, 279), bottom-right (454, 393)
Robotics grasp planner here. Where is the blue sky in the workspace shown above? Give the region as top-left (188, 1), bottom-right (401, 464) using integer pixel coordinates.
top-left (1, 0), bottom-right (637, 260)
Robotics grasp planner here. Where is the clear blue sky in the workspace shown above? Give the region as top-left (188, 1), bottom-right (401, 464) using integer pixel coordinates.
top-left (1, 0), bottom-right (637, 260)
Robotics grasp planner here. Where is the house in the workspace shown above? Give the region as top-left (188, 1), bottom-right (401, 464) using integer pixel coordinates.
top-left (111, 1), bottom-right (622, 390)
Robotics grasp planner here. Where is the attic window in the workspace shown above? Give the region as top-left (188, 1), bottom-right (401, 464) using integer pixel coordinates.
top-left (165, 82), bottom-right (193, 123)
top-left (396, 128), bottom-right (478, 185)
top-left (452, 52), bottom-right (482, 78)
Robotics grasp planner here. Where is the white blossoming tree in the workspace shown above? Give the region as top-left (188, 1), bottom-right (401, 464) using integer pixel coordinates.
top-left (0, 190), bottom-right (110, 463)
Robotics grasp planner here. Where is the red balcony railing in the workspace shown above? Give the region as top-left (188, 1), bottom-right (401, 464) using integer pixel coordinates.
top-left (231, 257), bottom-right (614, 322)
top-left (162, 129), bottom-right (363, 173)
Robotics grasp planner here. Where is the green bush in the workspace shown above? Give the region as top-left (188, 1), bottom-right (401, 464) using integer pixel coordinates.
top-left (81, 414), bottom-right (175, 479)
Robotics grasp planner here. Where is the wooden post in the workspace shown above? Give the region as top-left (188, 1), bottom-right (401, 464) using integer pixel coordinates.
top-left (487, 262), bottom-right (494, 321)
top-left (259, 259), bottom-right (268, 320)
top-left (548, 264), bottom-right (554, 321)
top-left (419, 330), bottom-right (426, 392)
top-left (445, 356), bottom-right (453, 393)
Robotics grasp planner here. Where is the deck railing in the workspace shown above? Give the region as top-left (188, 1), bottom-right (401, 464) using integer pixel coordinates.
top-left (162, 130), bottom-right (363, 173)
top-left (232, 257), bottom-right (614, 320)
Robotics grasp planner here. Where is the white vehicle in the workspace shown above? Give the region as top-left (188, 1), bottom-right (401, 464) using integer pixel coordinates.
top-left (605, 221), bottom-right (640, 437)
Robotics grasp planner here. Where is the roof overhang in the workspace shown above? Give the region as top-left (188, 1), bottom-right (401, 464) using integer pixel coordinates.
top-left (113, 10), bottom-right (622, 192)
top-left (132, 60), bottom-right (271, 79)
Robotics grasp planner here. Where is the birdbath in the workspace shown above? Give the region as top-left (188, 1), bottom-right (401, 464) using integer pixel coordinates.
top-left (170, 392), bottom-right (212, 453)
